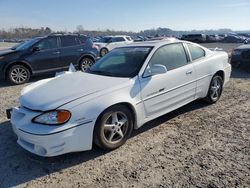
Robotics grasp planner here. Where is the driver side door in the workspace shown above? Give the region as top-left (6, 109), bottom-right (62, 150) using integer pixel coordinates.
top-left (26, 37), bottom-right (60, 72)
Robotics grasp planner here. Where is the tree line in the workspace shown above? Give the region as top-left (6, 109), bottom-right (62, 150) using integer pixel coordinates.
top-left (0, 25), bottom-right (247, 40)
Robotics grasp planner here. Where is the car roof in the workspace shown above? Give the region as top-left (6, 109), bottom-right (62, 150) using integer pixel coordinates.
top-left (124, 39), bottom-right (181, 48)
top-left (104, 35), bottom-right (131, 38)
top-left (235, 44), bottom-right (250, 50)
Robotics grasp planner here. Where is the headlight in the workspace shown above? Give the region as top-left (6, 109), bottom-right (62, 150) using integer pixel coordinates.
top-left (32, 110), bottom-right (71, 125)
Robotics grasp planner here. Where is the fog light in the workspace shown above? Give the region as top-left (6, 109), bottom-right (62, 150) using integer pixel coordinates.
top-left (35, 145), bottom-right (47, 156)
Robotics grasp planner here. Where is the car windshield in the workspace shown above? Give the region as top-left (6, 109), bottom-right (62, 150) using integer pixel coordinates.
top-left (11, 38), bottom-right (39, 50)
top-left (98, 37), bottom-right (112, 43)
top-left (88, 47), bottom-right (152, 78)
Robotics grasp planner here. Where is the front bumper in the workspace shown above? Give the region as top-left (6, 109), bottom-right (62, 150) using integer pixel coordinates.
top-left (10, 107), bottom-right (95, 157)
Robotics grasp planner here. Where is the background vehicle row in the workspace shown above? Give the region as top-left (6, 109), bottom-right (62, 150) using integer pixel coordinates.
top-left (0, 34), bottom-right (98, 84)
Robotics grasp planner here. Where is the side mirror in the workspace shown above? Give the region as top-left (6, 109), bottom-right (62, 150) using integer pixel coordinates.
top-left (143, 64), bottom-right (167, 77)
top-left (32, 46), bottom-right (40, 52)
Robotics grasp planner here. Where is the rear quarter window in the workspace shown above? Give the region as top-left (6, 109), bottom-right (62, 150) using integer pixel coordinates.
top-left (187, 43), bottom-right (205, 60)
top-left (60, 36), bottom-right (80, 47)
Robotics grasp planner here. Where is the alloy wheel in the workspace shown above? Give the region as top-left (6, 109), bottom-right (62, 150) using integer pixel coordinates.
top-left (210, 77), bottom-right (222, 101)
top-left (10, 67), bottom-right (28, 84)
top-left (103, 111), bottom-right (129, 144)
top-left (81, 58), bottom-right (94, 72)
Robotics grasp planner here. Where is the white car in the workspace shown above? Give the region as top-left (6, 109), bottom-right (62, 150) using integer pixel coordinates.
top-left (10, 40), bottom-right (231, 157)
top-left (94, 35), bottom-right (133, 57)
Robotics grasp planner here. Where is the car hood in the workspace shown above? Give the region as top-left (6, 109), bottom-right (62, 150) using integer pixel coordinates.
top-left (235, 44), bottom-right (250, 50)
top-left (0, 49), bottom-right (15, 56)
top-left (20, 72), bottom-right (130, 111)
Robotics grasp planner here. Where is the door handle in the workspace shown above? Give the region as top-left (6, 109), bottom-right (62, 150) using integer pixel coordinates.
top-left (186, 70), bottom-right (192, 75)
top-left (159, 88), bottom-right (165, 92)
top-left (52, 51), bottom-right (60, 55)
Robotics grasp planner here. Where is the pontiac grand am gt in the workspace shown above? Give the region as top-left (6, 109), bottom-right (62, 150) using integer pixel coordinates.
top-left (9, 40), bottom-right (231, 157)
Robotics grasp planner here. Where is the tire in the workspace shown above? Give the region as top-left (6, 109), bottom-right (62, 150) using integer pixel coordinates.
top-left (231, 61), bottom-right (241, 68)
top-left (79, 57), bottom-right (94, 72)
top-left (93, 105), bottom-right (134, 150)
top-left (204, 75), bottom-right (223, 104)
top-left (100, 48), bottom-right (108, 57)
top-left (7, 65), bottom-right (30, 85)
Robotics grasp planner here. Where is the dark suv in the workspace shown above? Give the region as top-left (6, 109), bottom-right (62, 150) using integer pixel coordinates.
top-left (0, 34), bottom-right (98, 84)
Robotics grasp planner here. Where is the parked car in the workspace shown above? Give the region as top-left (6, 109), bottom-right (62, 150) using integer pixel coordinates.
top-left (206, 34), bottom-right (224, 42)
top-left (181, 34), bottom-right (207, 43)
top-left (9, 39), bottom-right (231, 156)
top-left (222, 35), bottom-right (244, 43)
top-left (94, 35), bottom-right (133, 57)
top-left (0, 34), bottom-right (98, 84)
top-left (231, 44), bottom-right (250, 67)
top-left (244, 38), bottom-right (250, 44)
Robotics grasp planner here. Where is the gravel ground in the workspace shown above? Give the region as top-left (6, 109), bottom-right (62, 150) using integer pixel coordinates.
top-left (0, 47), bottom-right (250, 187)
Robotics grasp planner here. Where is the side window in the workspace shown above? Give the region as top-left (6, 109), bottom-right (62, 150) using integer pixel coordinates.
top-left (113, 37), bottom-right (126, 42)
top-left (149, 43), bottom-right (188, 71)
top-left (79, 36), bottom-right (88, 44)
top-left (126, 37), bottom-right (132, 41)
top-left (35, 37), bottom-right (58, 50)
top-left (60, 36), bottom-right (80, 47)
top-left (187, 43), bottom-right (205, 60)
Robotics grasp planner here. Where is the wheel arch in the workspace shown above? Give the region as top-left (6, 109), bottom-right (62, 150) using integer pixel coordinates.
top-left (78, 54), bottom-right (96, 67)
top-left (215, 70), bottom-right (225, 83)
top-left (95, 102), bottom-right (137, 130)
top-left (4, 61), bottom-right (33, 80)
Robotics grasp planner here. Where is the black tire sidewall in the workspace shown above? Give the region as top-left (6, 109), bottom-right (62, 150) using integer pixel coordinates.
top-left (206, 75), bottom-right (223, 103)
top-left (94, 105), bottom-right (133, 150)
top-left (100, 48), bottom-right (108, 57)
top-left (7, 65), bottom-right (30, 85)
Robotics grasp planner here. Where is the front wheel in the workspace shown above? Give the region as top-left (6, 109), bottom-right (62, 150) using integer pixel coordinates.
top-left (204, 75), bottom-right (223, 104)
top-left (79, 57), bottom-right (94, 72)
top-left (7, 65), bottom-right (30, 85)
top-left (93, 105), bottom-right (133, 150)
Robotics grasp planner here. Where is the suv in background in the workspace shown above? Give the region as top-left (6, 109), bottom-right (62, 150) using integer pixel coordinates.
top-left (94, 35), bottom-right (133, 57)
top-left (0, 34), bottom-right (98, 84)
top-left (181, 34), bottom-right (207, 43)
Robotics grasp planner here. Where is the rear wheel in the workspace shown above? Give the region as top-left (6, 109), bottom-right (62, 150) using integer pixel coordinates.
top-left (79, 57), bottom-right (94, 72)
top-left (100, 48), bottom-right (108, 57)
top-left (7, 65), bottom-right (30, 85)
top-left (204, 75), bottom-right (223, 104)
top-left (93, 105), bottom-right (133, 150)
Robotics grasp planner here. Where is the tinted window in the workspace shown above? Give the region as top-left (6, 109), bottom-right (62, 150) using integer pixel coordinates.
top-left (149, 43), bottom-right (188, 71)
top-left (126, 37), bottom-right (132, 41)
top-left (79, 36), bottom-right (89, 44)
top-left (89, 47), bottom-right (152, 77)
top-left (98, 37), bottom-right (112, 43)
top-left (112, 37), bottom-right (125, 42)
top-left (187, 43), bottom-right (205, 60)
top-left (35, 37), bottom-right (58, 50)
top-left (60, 36), bottom-right (80, 47)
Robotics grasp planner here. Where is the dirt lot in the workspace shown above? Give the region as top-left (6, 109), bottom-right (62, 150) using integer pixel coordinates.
top-left (0, 46), bottom-right (250, 187)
